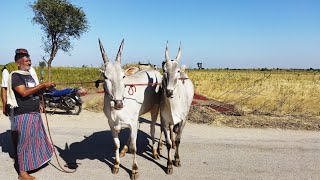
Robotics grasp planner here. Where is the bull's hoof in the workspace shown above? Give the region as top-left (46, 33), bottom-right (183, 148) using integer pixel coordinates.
top-left (153, 153), bottom-right (160, 160)
top-left (153, 154), bottom-right (160, 160)
top-left (166, 166), bottom-right (173, 175)
top-left (119, 152), bottom-right (126, 158)
top-left (112, 167), bottom-right (119, 174)
top-left (173, 160), bottom-right (181, 167)
top-left (131, 164), bottom-right (139, 179)
top-left (153, 150), bottom-right (160, 160)
top-left (131, 171), bottom-right (139, 180)
top-left (120, 146), bottom-right (129, 158)
top-left (166, 167), bottom-right (173, 175)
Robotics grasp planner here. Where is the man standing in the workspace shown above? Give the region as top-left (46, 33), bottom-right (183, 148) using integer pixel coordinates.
top-left (2, 48), bottom-right (39, 115)
top-left (1, 49), bottom-right (40, 174)
top-left (7, 52), bottom-right (54, 180)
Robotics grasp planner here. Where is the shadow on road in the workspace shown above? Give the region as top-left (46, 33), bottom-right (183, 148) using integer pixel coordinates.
top-left (0, 130), bottom-right (15, 159)
top-left (54, 117), bottom-right (166, 178)
top-left (0, 130), bottom-right (19, 173)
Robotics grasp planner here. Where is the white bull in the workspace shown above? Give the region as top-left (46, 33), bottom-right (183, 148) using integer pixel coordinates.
top-left (159, 42), bottom-right (194, 174)
top-left (98, 39), bottom-right (162, 179)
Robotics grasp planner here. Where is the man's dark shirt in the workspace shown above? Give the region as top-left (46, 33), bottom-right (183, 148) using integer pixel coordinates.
top-left (12, 73), bottom-right (40, 115)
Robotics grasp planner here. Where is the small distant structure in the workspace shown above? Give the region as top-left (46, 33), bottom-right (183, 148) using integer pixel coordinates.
top-left (197, 62), bottom-right (204, 69)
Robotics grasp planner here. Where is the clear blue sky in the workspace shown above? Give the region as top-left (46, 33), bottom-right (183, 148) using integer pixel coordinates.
top-left (0, 0), bottom-right (319, 69)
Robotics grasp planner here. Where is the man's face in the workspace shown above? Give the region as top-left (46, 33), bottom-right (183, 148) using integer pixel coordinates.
top-left (17, 56), bottom-right (32, 71)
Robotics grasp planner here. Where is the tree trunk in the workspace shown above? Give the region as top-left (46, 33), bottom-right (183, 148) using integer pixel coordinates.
top-left (48, 43), bottom-right (57, 82)
top-left (47, 55), bottom-right (55, 82)
top-left (47, 62), bottom-right (52, 82)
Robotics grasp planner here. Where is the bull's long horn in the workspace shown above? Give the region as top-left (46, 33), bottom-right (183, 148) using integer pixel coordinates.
top-left (175, 41), bottom-right (181, 63)
top-left (165, 41), bottom-right (170, 61)
top-left (115, 39), bottom-right (124, 63)
top-left (98, 38), bottom-right (109, 64)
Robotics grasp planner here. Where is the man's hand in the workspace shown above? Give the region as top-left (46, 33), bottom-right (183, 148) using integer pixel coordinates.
top-left (1, 87), bottom-right (9, 116)
top-left (39, 103), bottom-right (44, 113)
top-left (42, 81), bottom-right (56, 88)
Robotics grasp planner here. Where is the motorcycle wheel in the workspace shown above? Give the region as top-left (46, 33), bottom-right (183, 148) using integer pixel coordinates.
top-left (67, 105), bottom-right (82, 115)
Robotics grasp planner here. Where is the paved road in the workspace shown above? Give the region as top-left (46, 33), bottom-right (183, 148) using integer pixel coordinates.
top-left (1, 111), bottom-right (320, 180)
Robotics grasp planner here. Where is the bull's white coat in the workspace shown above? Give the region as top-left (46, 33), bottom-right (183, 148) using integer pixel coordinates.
top-left (160, 42), bottom-right (194, 174)
top-left (99, 39), bottom-right (161, 179)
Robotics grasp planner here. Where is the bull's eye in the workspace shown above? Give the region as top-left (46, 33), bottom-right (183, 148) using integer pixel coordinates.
top-left (123, 75), bottom-right (125, 79)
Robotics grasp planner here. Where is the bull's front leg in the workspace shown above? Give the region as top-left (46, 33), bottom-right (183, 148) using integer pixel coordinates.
top-left (173, 139), bottom-right (181, 167)
top-left (169, 125), bottom-right (176, 149)
top-left (173, 120), bottom-right (186, 167)
top-left (163, 126), bottom-right (173, 175)
top-left (150, 105), bottom-right (160, 160)
top-left (111, 129), bottom-right (121, 174)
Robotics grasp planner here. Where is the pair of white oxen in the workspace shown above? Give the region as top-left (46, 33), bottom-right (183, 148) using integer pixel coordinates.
top-left (98, 39), bottom-right (194, 179)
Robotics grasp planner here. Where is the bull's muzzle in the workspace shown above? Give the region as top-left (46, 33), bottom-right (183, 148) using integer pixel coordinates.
top-left (166, 89), bottom-right (173, 98)
top-left (114, 100), bottom-right (124, 110)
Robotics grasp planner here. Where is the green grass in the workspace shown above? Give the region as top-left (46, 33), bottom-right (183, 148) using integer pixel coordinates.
top-left (38, 67), bottom-right (102, 89)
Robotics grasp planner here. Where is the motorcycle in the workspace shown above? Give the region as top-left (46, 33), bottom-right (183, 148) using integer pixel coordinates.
top-left (43, 88), bottom-right (83, 115)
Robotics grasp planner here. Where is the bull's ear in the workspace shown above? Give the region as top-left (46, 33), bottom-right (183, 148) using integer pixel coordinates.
top-left (124, 67), bottom-right (139, 76)
top-left (180, 65), bottom-right (186, 72)
top-left (163, 64), bottom-right (167, 72)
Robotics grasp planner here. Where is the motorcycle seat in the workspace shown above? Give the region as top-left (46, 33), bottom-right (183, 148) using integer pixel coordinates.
top-left (48, 88), bottom-right (75, 97)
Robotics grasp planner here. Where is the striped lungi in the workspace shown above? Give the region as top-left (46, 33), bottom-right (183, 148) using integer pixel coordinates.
top-left (13, 113), bottom-right (53, 171)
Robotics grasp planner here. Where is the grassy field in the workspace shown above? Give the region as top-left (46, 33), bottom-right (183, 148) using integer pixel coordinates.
top-left (38, 67), bottom-right (102, 89)
top-left (1, 66), bottom-right (320, 117)
top-left (0, 66), bottom-right (102, 90)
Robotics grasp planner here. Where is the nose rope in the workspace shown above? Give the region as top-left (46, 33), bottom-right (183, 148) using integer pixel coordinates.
top-left (54, 80), bottom-right (104, 86)
top-left (178, 77), bottom-right (189, 84)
